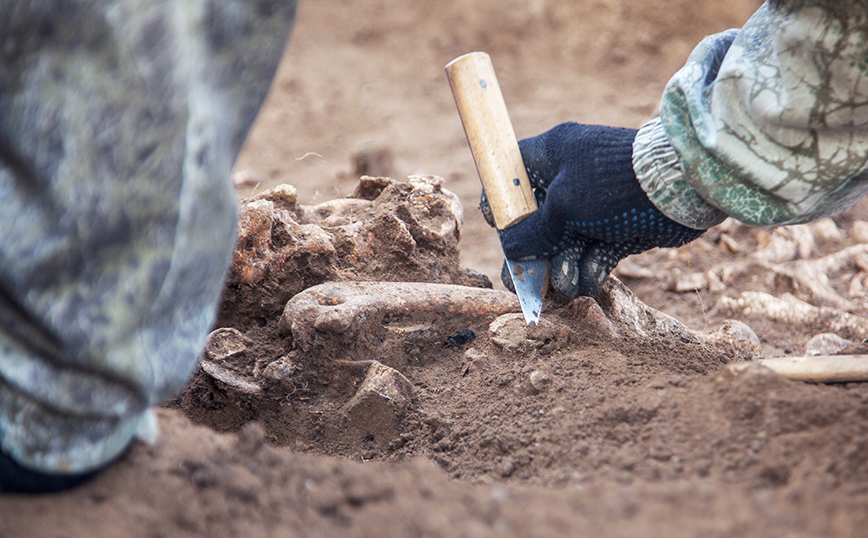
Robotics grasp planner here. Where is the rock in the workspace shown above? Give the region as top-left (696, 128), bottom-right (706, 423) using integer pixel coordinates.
top-left (489, 313), bottom-right (570, 354)
top-left (218, 176), bottom-right (486, 331)
top-left (705, 320), bottom-right (762, 361)
top-left (244, 183), bottom-right (299, 212)
top-left (342, 361), bottom-right (416, 445)
top-left (529, 369), bottom-right (553, 393)
top-left (443, 328), bottom-right (477, 349)
top-left (258, 356), bottom-right (298, 387)
top-left (804, 333), bottom-right (854, 356)
top-left (351, 176), bottom-right (396, 200)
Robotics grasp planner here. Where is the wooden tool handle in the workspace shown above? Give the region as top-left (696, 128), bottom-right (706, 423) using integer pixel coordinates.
top-left (446, 52), bottom-right (536, 231)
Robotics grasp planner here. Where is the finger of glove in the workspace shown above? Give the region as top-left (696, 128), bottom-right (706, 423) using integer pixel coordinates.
top-left (571, 225), bottom-right (706, 298)
top-left (479, 189), bottom-right (496, 228)
top-left (518, 133), bottom-right (556, 194)
top-left (575, 241), bottom-right (633, 297)
top-left (549, 246), bottom-right (584, 299)
top-left (499, 259), bottom-right (515, 293)
top-left (549, 241), bottom-right (627, 299)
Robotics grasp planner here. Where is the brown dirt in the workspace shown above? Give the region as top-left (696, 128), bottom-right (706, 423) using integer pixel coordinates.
top-left (10, 1), bottom-right (868, 537)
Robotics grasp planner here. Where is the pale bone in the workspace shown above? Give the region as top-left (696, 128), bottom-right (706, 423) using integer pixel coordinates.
top-left (200, 328), bottom-right (263, 394)
top-left (281, 281), bottom-right (520, 368)
top-left (617, 218), bottom-right (867, 316)
top-left (725, 355), bottom-right (868, 384)
top-left (753, 224), bottom-right (818, 263)
top-left (850, 220), bottom-right (868, 243)
top-left (580, 277), bottom-right (761, 361)
top-left (200, 361), bottom-right (262, 394)
top-left (703, 244), bottom-right (868, 311)
top-left (714, 291), bottom-right (868, 341)
top-left (690, 243), bottom-right (868, 312)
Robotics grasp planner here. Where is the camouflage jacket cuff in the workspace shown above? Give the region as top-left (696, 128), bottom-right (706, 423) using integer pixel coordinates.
top-left (632, 117), bottom-right (727, 230)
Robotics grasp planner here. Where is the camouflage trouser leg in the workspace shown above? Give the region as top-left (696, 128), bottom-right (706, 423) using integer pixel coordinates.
top-left (0, 0), bottom-right (297, 476)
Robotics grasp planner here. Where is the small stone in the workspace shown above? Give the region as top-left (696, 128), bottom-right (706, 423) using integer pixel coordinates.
top-left (705, 319), bottom-right (761, 360)
top-left (850, 220), bottom-right (868, 243)
top-left (443, 328), bottom-right (476, 349)
top-left (499, 458), bottom-right (516, 478)
top-left (259, 356), bottom-right (297, 383)
top-left (489, 313), bottom-right (567, 353)
top-left (804, 333), bottom-right (854, 356)
top-left (529, 370), bottom-right (552, 392)
top-left (464, 349), bottom-right (489, 374)
top-left (342, 361), bottom-right (415, 444)
top-left (244, 183), bottom-right (298, 212)
top-left (351, 175), bottom-right (396, 200)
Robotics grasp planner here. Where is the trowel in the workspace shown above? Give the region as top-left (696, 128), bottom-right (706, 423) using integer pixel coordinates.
top-left (446, 51), bottom-right (549, 325)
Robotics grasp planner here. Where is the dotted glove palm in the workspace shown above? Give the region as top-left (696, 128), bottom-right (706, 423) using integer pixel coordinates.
top-left (482, 122), bottom-right (706, 298)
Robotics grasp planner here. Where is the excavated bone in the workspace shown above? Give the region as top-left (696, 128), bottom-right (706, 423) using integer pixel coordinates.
top-left (280, 281), bottom-right (520, 368)
top-left (617, 218), bottom-right (868, 316)
top-left (574, 277), bottom-right (761, 361)
top-left (753, 225), bottom-right (818, 263)
top-left (714, 291), bottom-right (868, 342)
top-left (200, 328), bottom-right (262, 394)
top-left (200, 362), bottom-right (262, 395)
top-left (594, 277), bottom-right (705, 343)
top-left (204, 328), bottom-right (248, 362)
top-left (221, 176), bottom-right (482, 331)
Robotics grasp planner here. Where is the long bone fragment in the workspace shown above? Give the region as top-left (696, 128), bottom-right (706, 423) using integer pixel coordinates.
top-left (280, 281), bottom-right (521, 368)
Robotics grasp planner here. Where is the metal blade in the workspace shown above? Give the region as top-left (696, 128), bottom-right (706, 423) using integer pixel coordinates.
top-left (505, 257), bottom-right (548, 325)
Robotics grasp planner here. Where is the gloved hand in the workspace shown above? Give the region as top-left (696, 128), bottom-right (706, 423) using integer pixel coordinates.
top-left (481, 122), bottom-right (706, 299)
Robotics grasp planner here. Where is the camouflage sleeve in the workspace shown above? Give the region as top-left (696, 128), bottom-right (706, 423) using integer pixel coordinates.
top-left (632, 1), bottom-right (868, 229)
top-left (0, 0), bottom-right (296, 474)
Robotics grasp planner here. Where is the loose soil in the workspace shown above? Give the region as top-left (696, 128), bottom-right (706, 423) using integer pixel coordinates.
top-left (8, 1), bottom-right (868, 537)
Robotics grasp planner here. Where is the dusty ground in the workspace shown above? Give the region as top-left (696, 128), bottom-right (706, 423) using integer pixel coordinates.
top-left (9, 0), bottom-right (868, 537)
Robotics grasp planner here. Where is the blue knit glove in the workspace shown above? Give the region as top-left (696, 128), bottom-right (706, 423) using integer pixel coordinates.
top-left (481, 122), bottom-right (706, 298)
